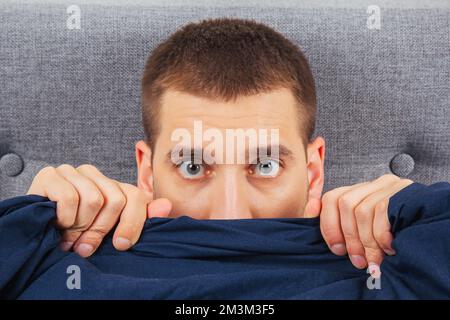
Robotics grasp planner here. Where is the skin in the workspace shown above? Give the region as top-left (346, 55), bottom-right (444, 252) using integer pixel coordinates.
top-left (26, 88), bottom-right (413, 269)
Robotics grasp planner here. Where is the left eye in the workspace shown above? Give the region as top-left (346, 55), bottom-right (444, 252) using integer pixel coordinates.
top-left (177, 160), bottom-right (206, 179)
top-left (253, 159), bottom-right (280, 177)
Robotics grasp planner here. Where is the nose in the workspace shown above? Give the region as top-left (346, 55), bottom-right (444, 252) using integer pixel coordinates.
top-left (208, 167), bottom-right (253, 219)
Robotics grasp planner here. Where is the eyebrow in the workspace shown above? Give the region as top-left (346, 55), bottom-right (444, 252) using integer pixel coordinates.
top-left (165, 144), bottom-right (295, 164)
top-left (251, 144), bottom-right (294, 159)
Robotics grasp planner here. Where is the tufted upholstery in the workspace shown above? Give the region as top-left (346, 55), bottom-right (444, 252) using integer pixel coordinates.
top-left (1, 0), bottom-right (449, 200)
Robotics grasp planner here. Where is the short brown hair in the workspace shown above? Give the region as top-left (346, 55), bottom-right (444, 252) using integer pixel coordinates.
top-left (141, 17), bottom-right (316, 152)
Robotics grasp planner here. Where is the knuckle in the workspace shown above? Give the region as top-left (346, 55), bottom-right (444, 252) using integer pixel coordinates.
top-left (59, 217), bottom-right (75, 229)
top-left (375, 199), bottom-right (388, 213)
top-left (122, 183), bottom-right (141, 199)
top-left (373, 225), bottom-right (392, 247)
top-left (56, 164), bottom-right (75, 171)
top-left (379, 173), bottom-right (399, 182)
top-left (342, 229), bottom-right (358, 242)
top-left (76, 164), bottom-right (97, 173)
top-left (338, 194), bottom-right (354, 212)
top-left (345, 240), bottom-right (364, 255)
top-left (360, 236), bottom-right (379, 250)
top-left (86, 226), bottom-right (109, 239)
top-left (354, 203), bottom-right (370, 221)
top-left (70, 221), bottom-right (91, 232)
top-left (365, 248), bottom-right (384, 263)
top-left (38, 166), bottom-right (56, 178)
top-left (62, 230), bottom-right (82, 242)
top-left (321, 191), bottom-right (334, 203)
top-left (29, 167), bottom-right (55, 192)
top-left (320, 225), bottom-right (340, 242)
top-left (109, 194), bottom-right (127, 211)
top-left (363, 241), bottom-right (381, 257)
top-left (322, 186), bottom-right (347, 202)
top-left (85, 192), bottom-right (104, 210)
top-left (119, 182), bottom-right (134, 192)
top-left (373, 229), bottom-right (386, 243)
top-left (41, 165), bottom-right (56, 172)
top-left (61, 190), bottom-right (80, 208)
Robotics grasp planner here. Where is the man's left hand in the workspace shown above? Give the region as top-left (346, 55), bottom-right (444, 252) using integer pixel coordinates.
top-left (319, 174), bottom-right (413, 269)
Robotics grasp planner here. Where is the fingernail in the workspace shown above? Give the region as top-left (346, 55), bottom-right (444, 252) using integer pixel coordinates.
top-left (384, 248), bottom-right (396, 256)
top-left (113, 237), bottom-right (131, 250)
top-left (330, 243), bottom-right (347, 255)
top-left (60, 241), bottom-right (74, 251)
top-left (350, 255), bottom-right (367, 269)
top-left (76, 243), bottom-right (94, 257)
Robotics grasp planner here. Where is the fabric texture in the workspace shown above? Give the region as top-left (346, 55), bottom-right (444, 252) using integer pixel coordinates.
top-left (1, 181), bottom-right (449, 300)
top-left (1, 1), bottom-right (450, 200)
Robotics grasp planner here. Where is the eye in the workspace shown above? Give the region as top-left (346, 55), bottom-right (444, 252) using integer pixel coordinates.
top-left (252, 159), bottom-right (280, 178)
top-left (177, 160), bottom-right (206, 179)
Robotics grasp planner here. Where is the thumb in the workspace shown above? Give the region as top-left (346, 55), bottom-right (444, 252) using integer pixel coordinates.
top-left (147, 198), bottom-right (172, 218)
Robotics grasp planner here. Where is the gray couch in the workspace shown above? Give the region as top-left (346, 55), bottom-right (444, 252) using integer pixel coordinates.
top-left (1, 0), bottom-right (449, 200)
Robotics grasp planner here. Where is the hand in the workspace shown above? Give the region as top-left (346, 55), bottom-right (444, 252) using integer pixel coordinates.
top-left (319, 174), bottom-right (414, 269)
top-left (26, 164), bottom-right (172, 257)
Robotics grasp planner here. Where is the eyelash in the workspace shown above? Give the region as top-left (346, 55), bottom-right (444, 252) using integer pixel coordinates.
top-left (251, 157), bottom-right (285, 169)
top-left (171, 158), bottom-right (285, 172)
top-left (171, 158), bottom-right (205, 169)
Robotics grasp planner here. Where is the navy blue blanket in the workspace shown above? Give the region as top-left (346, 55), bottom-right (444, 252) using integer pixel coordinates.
top-left (1, 182), bottom-right (450, 299)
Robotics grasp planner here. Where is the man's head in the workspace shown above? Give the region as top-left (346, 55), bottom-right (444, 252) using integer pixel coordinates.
top-left (136, 18), bottom-right (325, 219)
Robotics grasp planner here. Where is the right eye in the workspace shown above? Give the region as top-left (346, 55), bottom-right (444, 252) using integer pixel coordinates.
top-left (177, 160), bottom-right (206, 179)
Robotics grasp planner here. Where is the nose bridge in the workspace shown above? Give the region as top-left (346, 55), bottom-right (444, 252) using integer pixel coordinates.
top-left (209, 166), bottom-right (252, 219)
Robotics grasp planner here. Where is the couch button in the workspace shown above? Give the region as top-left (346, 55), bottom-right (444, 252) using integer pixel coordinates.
top-left (390, 153), bottom-right (415, 177)
top-left (0, 153), bottom-right (24, 177)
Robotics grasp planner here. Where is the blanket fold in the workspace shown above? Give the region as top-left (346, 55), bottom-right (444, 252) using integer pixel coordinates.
top-left (1, 182), bottom-right (449, 299)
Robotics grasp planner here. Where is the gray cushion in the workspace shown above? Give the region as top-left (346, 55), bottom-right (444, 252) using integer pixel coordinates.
top-left (1, 0), bottom-right (449, 200)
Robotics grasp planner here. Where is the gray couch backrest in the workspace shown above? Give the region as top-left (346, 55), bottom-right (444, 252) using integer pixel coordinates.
top-left (1, 0), bottom-right (449, 200)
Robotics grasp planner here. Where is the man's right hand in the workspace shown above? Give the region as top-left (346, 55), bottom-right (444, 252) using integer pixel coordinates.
top-left (26, 164), bottom-right (172, 257)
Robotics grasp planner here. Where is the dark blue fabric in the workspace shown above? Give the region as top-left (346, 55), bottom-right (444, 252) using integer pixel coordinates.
top-left (1, 182), bottom-right (449, 299)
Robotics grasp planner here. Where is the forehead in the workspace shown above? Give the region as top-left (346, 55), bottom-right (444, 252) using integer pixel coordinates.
top-left (158, 88), bottom-right (301, 139)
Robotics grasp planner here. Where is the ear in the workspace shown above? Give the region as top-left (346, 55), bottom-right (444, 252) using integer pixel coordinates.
top-left (135, 140), bottom-right (154, 196)
top-left (303, 136), bottom-right (326, 218)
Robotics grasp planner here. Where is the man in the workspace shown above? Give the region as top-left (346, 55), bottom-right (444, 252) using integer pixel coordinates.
top-left (26, 17), bottom-right (413, 271)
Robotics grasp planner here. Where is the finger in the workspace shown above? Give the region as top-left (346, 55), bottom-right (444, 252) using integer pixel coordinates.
top-left (358, 178), bottom-right (413, 260)
top-left (71, 168), bottom-right (127, 257)
top-left (373, 199), bottom-right (394, 255)
top-left (321, 182), bottom-right (375, 256)
top-left (350, 176), bottom-right (400, 265)
top-left (373, 179), bottom-right (414, 255)
top-left (56, 165), bottom-right (105, 252)
top-left (339, 205), bottom-right (367, 268)
top-left (148, 198), bottom-right (172, 218)
top-left (352, 175), bottom-right (407, 265)
top-left (320, 184), bottom-right (360, 256)
top-left (112, 183), bottom-right (153, 251)
top-left (354, 200), bottom-right (385, 266)
top-left (338, 175), bottom-right (400, 269)
top-left (27, 166), bottom-right (79, 229)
